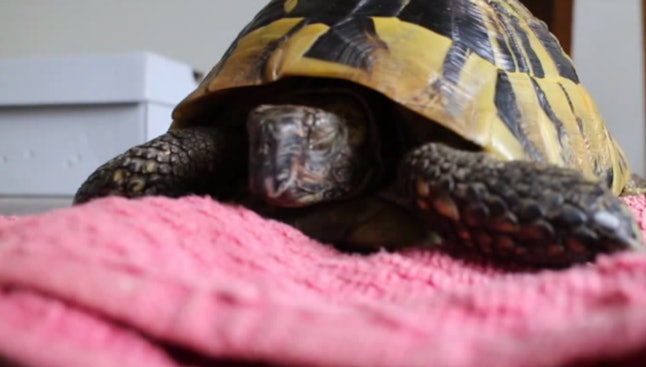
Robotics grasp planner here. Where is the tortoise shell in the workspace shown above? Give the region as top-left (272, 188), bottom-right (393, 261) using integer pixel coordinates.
top-left (171, 0), bottom-right (631, 195)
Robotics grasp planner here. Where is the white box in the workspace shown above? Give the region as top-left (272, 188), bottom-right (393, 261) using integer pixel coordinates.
top-left (0, 52), bottom-right (199, 211)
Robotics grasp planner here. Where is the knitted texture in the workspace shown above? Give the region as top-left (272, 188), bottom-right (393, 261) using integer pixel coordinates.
top-left (2, 196), bottom-right (646, 367)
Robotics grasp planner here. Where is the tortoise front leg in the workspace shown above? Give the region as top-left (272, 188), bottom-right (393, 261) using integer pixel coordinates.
top-left (74, 126), bottom-right (247, 204)
top-left (398, 143), bottom-right (644, 267)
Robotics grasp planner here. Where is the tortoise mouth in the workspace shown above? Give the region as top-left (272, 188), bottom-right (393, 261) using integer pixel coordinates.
top-left (246, 103), bottom-right (374, 208)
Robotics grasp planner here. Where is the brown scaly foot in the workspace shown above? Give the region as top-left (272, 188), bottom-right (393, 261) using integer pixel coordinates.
top-left (398, 143), bottom-right (644, 267)
top-left (74, 126), bottom-right (247, 204)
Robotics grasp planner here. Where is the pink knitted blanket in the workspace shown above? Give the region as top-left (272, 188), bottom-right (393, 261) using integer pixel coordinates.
top-left (2, 196), bottom-right (646, 367)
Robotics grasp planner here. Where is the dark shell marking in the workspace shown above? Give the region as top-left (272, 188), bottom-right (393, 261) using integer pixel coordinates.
top-left (233, 0), bottom-right (576, 79)
top-left (175, 0), bottom-right (631, 196)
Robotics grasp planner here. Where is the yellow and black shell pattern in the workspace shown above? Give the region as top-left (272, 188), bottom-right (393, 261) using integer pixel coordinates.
top-left (172, 0), bottom-right (632, 195)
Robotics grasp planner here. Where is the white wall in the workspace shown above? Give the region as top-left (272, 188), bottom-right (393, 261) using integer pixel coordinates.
top-left (573, 0), bottom-right (645, 175)
top-left (0, 0), bottom-right (266, 73)
top-left (1, 0), bottom-right (644, 175)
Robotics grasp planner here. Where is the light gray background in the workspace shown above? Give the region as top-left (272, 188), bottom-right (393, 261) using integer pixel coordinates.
top-left (1, 0), bottom-right (644, 174)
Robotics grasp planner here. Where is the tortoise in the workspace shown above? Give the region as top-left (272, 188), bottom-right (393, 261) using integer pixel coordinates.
top-left (74, 0), bottom-right (645, 267)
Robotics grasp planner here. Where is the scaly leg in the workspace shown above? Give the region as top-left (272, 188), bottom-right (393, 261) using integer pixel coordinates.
top-left (74, 126), bottom-right (247, 204)
top-left (398, 143), bottom-right (644, 266)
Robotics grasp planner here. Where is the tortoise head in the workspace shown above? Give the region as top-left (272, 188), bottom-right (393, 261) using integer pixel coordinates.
top-left (246, 103), bottom-right (377, 208)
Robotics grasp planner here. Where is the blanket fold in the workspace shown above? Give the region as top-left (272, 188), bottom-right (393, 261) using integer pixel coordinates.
top-left (2, 196), bottom-right (646, 367)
